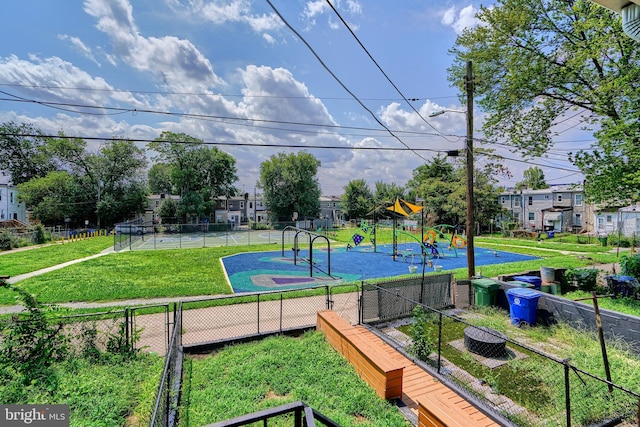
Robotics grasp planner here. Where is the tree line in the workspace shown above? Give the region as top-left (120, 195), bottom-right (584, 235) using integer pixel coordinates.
top-left (2, 121), bottom-right (519, 230)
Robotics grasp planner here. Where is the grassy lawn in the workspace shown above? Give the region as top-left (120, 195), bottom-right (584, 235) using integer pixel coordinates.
top-left (0, 244), bottom-right (279, 306)
top-left (180, 331), bottom-right (410, 427)
top-left (0, 236), bottom-right (114, 276)
top-left (1, 353), bottom-right (163, 427)
top-left (0, 233), bottom-right (628, 309)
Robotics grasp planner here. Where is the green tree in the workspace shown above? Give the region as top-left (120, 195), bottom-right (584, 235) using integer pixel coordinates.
top-left (341, 179), bottom-right (373, 220)
top-left (94, 139), bottom-right (148, 226)
top-left (17, 171), bottom-right (78, 225)
top-left (259, 152), bottom-right (321, 222)
top-left (517, 167), bottom-right (549, 190)
top-left (0, 122), bottom-right (56, 184)
top-left (372, 181), bottom-right (405, 218)
top-left (158, 198), bottom-right (178, 224)
top-left (148, 132), bottom-right (238, 221)
top-left (148, 163), bottom-right (174, 194)
top-left (407, 157), bottom-right (456, 225)
top-left (449, 0), bottom-right (640, 203)
top-left (406, 156), bottom-right (502, 231)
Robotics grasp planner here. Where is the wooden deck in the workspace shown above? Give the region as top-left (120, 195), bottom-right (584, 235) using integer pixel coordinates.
top-left (317, 310), bottom-right (501, 427)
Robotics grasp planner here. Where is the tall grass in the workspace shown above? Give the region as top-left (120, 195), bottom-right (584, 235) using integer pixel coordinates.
top-left (180, 331), bottom-right (410, 427)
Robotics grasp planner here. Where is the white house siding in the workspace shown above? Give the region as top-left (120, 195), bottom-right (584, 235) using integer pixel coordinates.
top-left (0, 184), bottom-right (28, 223)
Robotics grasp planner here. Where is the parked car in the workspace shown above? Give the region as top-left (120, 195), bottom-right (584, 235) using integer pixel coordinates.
top-left (114, 224), bottom-right (147, 235)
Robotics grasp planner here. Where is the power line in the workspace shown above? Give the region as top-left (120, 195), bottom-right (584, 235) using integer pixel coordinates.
top-left (0, 82), bottom-right (459, 103)
top-left (265, 0), bottom-right (430, 163)
top-left (0, 90), bottom-right (463, 140)
top-left (0, 132), bottom-right (458, 153)
top-left (323, 0), bottom-right (456, 142)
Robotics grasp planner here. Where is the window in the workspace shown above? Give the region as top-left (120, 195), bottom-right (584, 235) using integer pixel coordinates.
top-left (575, 194), bottom-right (583, 206)
top-left (556, 194), bottom-right (562, 202)
top-left (514, 197), bottom-right (521, 207)
top-left (606, 215), bottom-right (613, 224)
top-left (544, 195), bottom-right (550, 199)
top-left (528, 196), bottom-right (533, 206)
top-left (249, 202), bottom-right (253, 209)
top-left (240, 201), bottom-right (244, 209)
top-left (528, 212), bottom-right (535, 221)
top-left (575, 213), bottom-right (582, 226)
top-left (10, 192), bottom-right (13, 203)
top-left (500, 196), bottom-right (506, 204)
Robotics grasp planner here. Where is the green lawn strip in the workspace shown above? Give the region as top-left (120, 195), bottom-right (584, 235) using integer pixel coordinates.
top-left (2, 353), bottom-right (163, 427)
top-left (181, 331), bottom-right (410, 427)
top-left (565, 290), bottom-right (640, 317)
top-left (0, 236), bottom-right (114, 276)
top-left (0, 247), bottom-right (238, 305)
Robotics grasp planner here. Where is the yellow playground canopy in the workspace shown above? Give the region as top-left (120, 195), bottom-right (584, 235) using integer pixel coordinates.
top-left (385, 198), bottom-right (423, 218)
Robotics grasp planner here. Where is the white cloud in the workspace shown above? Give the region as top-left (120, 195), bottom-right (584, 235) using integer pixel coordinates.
top-left (83, 0), bottom-right (224, 90)
top-left (441, 5), bottom-right (481, 35)
top-left (0, 54), bottom-right (141, 107)
top-left (58, 34), bottom-right (101, 67)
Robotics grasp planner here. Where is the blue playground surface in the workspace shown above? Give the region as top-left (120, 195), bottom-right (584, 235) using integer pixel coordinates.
top-left (222, 242), bottom-right (539, 293)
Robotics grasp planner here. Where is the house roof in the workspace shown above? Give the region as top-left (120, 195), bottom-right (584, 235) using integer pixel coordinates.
top-left (590, 0), bottom-right (640, 13)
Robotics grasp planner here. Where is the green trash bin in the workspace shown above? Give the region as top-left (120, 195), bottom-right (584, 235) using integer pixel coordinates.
top-left (472, 278), bottom-right (500, 307)
top-left (598, 236), bottom-right (608, 246)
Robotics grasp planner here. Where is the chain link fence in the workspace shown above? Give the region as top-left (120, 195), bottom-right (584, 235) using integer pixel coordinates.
top-left (150, 303), bottom-right (182, 427)
top-left (112, 221), bottom-right (344, 251)
top-left (362, 284), bottom-right (640, 427)
top-left (180, 285), bottom-right (359, 350)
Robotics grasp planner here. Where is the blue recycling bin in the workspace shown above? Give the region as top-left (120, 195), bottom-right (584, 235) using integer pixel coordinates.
top-left (512, 275), bottom-right (542, 290)
top-left (506, 288), bottom-right (542, 326)
top-left (547, 231), bottom-right (555, 238)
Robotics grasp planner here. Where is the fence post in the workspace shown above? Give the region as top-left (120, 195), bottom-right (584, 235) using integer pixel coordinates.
top-left (257, 293), bottom-right (261, 335)
top-left (563, 359), bottom-right (571, 427)
top-left (326, 285), bottom-right (331, 310)
top-left (437, 311), bottom-right (443, 374)
top-left (359, 281), bottom-right (364, 325)
top-left (280, 294), bottom-right (283, 333)
top-left (125, 307), bottom-right (131, 352)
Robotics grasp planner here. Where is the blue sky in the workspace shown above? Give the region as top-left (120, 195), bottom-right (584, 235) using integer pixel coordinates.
top-left (0, 0), bottom-right (587, 194)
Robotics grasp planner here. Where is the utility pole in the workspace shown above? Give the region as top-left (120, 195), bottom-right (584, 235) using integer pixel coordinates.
top-left (465, 61), bottom-right (476, 278)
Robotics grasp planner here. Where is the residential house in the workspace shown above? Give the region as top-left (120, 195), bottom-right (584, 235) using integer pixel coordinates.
top-left (144, 193), bottom-right (181, 224)
top-left (498, 185), bottom-right (594, 233)
top-left (0, 183), bottom-right (28, 223)
top-left (319, 196), bottom-right (344, 226)
top-left (594, 204), bottom-right (640, 237)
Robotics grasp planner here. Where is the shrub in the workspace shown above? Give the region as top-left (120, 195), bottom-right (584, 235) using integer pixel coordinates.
top-left (620, 253), bottom-right (640, 280)
top-left (31, 223), bottom-right (48, 244)
top-left (407, 306), bottom-right (437, 362)
top-left (250, 221), bottom-right (271, 230)
top-left (0, 281), bottom-right (69, 394)
top-left (0, 229), bottom-right (19, 251)
top-left (564, 268), bottom-right (599, 292)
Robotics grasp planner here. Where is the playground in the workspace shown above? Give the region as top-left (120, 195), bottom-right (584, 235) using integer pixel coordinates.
top-left (222, 242), bottom-right (538, 293)
top-left (222, 199), bottom-right (540, 293)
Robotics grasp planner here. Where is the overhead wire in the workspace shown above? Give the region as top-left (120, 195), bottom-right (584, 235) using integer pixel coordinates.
top-left (0, 132), bottom-right (456, 153)
top-left (265, 0), bottom-right (430, 163)
top-left (0, 90), bottom-right (464, 141)
top-left (0, 82), bottom-right (458, 103)
top-left (323, 0), bottom-right (458, 144)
